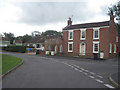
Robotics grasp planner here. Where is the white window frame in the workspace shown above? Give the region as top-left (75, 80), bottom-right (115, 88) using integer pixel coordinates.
top-left (109, 43), bottom-right (112, 53)
top-left (68, 30), bottom-right (73, 40)
top-left (116, 36), bottom-right (118, 42)
top-left (80, 29), bottom-right (86, 40)
top-left (93, 41), bottom-right (99, 53)
top-left (114, 44), bottom-right (116, 53)
top-left (93, 28), bottom-right (99, 39)
top-left (68, 42), bottom-right (73, 52)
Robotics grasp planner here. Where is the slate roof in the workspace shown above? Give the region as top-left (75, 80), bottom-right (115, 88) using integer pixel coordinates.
top-left (25, 35), bottom-right (62, 43)
top-left (63, 21), bottom-right (110, 30)
top-left (25, 36), bottom-right (45, 43)
top-left (14, 40), bottom-right (22, 43)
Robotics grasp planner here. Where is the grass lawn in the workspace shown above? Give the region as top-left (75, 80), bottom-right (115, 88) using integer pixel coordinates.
top-left (0, 54), bottom-right (22, 75)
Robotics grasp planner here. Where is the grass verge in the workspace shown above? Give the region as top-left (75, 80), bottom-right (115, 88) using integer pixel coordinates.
top-left (0, 54), bottom-right (22, 75)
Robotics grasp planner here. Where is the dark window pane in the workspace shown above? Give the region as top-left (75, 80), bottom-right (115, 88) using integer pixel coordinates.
top-left (82, 31), bottom-right (85, 38)
top-left (94, 44), bottom-right (98, 51)
top-left (69, 44), bottom-right (72, 51)
top-left (37, 44), bottom-right (40, 48)
top-left (95, 30), bottom-right (98, 38)
top-left (70, 32), bottom-right (73, 39)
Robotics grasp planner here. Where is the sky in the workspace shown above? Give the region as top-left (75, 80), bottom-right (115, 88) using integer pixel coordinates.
top-left (0, 0), bottom-right (118, 37)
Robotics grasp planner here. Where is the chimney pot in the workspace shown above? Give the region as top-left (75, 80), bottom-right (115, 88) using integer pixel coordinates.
top-left (67, 17), bottom-right (72, 26)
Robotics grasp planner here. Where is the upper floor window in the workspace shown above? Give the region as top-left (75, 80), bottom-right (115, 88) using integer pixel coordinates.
top-left (93, 28), bottom-right (99, 39)
top-left (68, 30), bottom-right (73, 40)
top-left (81, 29), bottom-right (86, 40)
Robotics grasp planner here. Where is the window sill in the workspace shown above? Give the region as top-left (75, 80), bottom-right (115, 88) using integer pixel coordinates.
top-left (93, 38), bottom-right (99, 40)
top-left (68, 39), bottom-right (73, 40)
top-left (93, 51), bottom-right (99, 53)
top-left (68, 51), bottom-right (73, 52)
top-left (80, 38), bottom-right (86, 40)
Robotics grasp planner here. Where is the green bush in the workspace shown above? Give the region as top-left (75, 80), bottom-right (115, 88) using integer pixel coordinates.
top-left (2, 46), bottom-right (27, 53)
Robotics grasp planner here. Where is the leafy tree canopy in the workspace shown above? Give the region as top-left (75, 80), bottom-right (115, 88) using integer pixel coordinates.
top-left (16, 34), bottom-right (32, 43)
top-left (108, 1), bottom-right (120, 37)
top-left (3, 32), bottom-right (15, 44)
top-left (44, 30), bottom-right (62, 37)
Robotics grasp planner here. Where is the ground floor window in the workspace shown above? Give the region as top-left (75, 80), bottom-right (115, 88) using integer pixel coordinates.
top-left (93, 42), bottom-right (99, 53)
top-left (60, 45), bottom-right (63, 53)
top-left (109, 43), bottom-right (112, 53)
top-left (68, 42), bottom-right (73, 52)
top-left (114, 44), bottom-right (116, 53)
top-left (55, 45), bottom-right (58, 54)
top-left (36, 44), bottom-right (40, 48)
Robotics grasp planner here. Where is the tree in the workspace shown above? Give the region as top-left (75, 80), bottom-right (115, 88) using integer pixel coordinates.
top-left (108, 1), bottom-right (120, 37)
top-left (44, 30), bottom-right (62, 37)
top-left (16, 34), bottom-right (32, 43)
top-left (3, 32), bottom-right (15, 44)
top-left (108, 1), bottom-right (120, 21)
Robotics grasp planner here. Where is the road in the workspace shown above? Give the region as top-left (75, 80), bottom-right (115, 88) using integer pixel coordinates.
top-left (2, 52), bottom-right (118, 88)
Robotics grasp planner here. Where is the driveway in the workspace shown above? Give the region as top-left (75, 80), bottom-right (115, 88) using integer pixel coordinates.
top-left (2, 52), bottom-right (118, 88)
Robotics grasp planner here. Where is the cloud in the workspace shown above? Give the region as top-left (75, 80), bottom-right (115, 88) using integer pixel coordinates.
top-left (16, 2), bottom-right (97, 25)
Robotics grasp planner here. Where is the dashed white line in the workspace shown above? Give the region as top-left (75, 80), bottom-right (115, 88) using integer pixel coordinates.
top-left (80, 68), bottom-right (85, 70)
top-left (90, 72), bottom-right (95, 75)
top-left (74, 68), bottom-right (79, 71)
top-left (95, 79), bottom-right (104, 83)
top-left (104, 84), bottom-right (115, 89)
top-left (97, 75), bottom-right (103, 78)
top-left (78, 70), bottom-right (83, 72)
top-left (72, 65), bottom-right (79, 68)
top-left (83, 72), bottom-right (88, 75)
top-left (68, 65), bottom-right (72, 67)
top-left (89, 75), bottom-right (95, 79)
top-left (71, 66), bottom-right (74, 68)
top-left (84, 70), bottom-right (88, 72)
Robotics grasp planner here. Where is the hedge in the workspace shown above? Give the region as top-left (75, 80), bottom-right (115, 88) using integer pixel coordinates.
top-left (2, 46), bottom-right (27, 53)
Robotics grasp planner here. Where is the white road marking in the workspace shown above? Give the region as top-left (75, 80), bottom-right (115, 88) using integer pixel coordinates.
top-left (74, 68), bottom-right (79, 70)
top-left (83, 72), bottom-right (88, 75)
top-left (73, 65), bottom-right (79, 68)
top-left (84, 70), bottom-right (88, 72)
top-left (68, 65), bottom-right (72, 67)
top-left (95, 79), bottom-right (104, 83)
top-left (90, 72), bottom-right (95, 75)
top-left (97, 75), bottom-right (103, 78)
top-left (89, 75), bottom-right (95, 79)
top-left (80, 68), bottom-right (85, 70)
top-left (71, 66), bottom-right (74, 68)
top-left (104, 84), bottom-right (115, 89)
top-left (78, 70), bottom-right (83, 72)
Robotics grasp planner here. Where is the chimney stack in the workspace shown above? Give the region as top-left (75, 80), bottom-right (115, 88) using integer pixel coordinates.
top-left (110, 13), bottom-right (114, 23)
top-left (67, 17), bottom-right (72, 26)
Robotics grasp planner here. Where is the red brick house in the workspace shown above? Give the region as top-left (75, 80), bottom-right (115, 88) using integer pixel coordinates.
top-left (24, 35), bottom-right (63, 55)
top-left (62, 15), bottom-right (119, 59)
top-left (45, 36), bottom-right (63, 55)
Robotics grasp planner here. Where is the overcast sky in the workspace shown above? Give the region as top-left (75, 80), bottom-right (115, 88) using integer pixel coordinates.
top-left (0, 0), bottom-right (118, 37)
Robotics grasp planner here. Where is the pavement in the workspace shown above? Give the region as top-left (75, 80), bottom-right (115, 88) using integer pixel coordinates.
top-left (110, 72), bottom-right (120, 87)
top-left (1, 51), bottom-right (119, 88)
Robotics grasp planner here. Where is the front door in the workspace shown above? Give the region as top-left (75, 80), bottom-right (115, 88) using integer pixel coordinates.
top-left (80, 43), bottom-right (85, 55)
